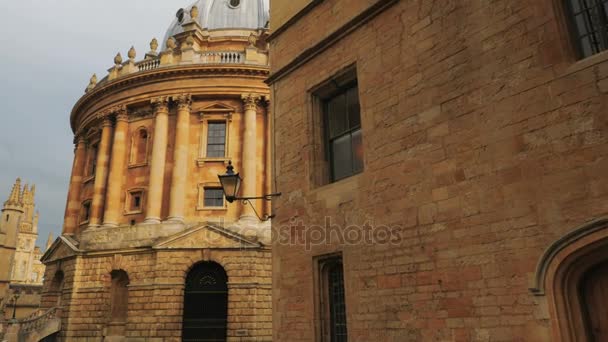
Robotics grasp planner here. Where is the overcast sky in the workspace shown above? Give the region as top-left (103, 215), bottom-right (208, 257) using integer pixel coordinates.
top-left (0, 0), bottom-right (191, 247)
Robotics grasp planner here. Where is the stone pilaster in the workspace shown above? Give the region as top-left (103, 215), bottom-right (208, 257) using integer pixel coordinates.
top-left (88, 116), bottom-right (114, 227)
top-left (241, 94), bottom-right (261, 222)
top-left (167, 94), bottom-right (191, 223)
top-left (144, 97), bottom-right (170, 224)
top-left (62, 135), bottom-right (87, 235)
top-left (102, 107), bottom-right (129, 227)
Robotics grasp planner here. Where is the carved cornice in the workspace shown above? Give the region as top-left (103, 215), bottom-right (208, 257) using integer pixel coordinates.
top-left (71, 64), bottom-right (269, 131)
top-left (266, 0), bottom-right (399, 85)
top-left (241, 93), bottom-right (261, 111)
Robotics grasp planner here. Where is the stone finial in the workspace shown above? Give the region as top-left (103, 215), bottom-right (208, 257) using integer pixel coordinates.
top-left (85, 74), bottom-right (98, 93)
top-left (114, 52), bottom-right (123, 66)
top-left (128, 46), bottom-right (136, 61)
top-left (150, 38), bottom-right (158, 52)
top-left (166, 37), bottom-right (177, 50)
top-left (190, 6), bottom-right (199, 21)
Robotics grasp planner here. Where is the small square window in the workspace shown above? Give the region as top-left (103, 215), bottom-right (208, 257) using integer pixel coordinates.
top-left (127, 190), bottom-right (144, 213)
top-left (204, 188), bottom-right (224, 207)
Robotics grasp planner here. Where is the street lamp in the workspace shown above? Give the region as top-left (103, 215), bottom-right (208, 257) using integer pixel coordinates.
top-left (218, 161), bottom-right (281, 221)
top-left (11, 292), bottom-right (21, 320)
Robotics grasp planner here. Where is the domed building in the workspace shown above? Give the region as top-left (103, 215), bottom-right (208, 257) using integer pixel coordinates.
top-left (35, 1), bottom-right (273, 340)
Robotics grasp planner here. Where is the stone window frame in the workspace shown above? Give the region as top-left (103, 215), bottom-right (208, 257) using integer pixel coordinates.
top-left (79, 199), bottom-right (92, 226)
top-left (308, 65), bottom-right (362, 188)
top-left (128, 126), bottom-right (151, 168)
top-left (196, 104), bottom-right (234, 167)
top-left (196, 182), bottom-right (228, 211)
top-left (313, 252), bottom-right (348, 342)
top-left (124, 188), bottom-right (146, 215)
top-left (529, 217), bottom-right (608, 341)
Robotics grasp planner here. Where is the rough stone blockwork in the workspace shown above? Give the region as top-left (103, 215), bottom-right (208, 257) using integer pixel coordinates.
top-left (270, 0), bottom-right (608, 341)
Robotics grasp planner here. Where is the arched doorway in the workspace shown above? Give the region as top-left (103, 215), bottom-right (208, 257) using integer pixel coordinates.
top-left (581, 261), bottom-right (608, 341)
top-left (182, 262), bottom-right (228, 341)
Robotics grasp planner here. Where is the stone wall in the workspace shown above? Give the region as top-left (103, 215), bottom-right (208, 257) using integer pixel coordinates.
top-left (270, 0), bottom-right (608, 341)
top-left (41, 248), bottom-right (272, 341)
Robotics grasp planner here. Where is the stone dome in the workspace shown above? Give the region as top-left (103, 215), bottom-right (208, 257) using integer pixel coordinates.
top-left (164, 0), bottom-right (269, 42)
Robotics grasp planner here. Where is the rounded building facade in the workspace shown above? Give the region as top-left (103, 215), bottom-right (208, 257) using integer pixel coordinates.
top-left (38, 2), bottom-right (273, 341)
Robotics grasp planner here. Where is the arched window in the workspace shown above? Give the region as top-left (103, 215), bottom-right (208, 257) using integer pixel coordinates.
top-left (182, 262), bottom-right (228, 342)
top-left (87, 143), bottom-right (98, 177)
top-left (110, 270), bottom-right (129, 323)
top-left (50, 270), bottom-right (64, 307)
top-left (530, 218), bottom-right (608, 341)
top-left (564, 0), bottom-right (608, 58)
top-left (129, 128), bottom-right (149, 166)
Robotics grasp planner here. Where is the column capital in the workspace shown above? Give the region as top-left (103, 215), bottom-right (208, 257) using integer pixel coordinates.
top-left (241, 93), bottom-right (261, 111)
top-left (151, 96), bottom-right (170, 114)
top-left (110, 105), bottom-right (128, 122)
top-left (73, 130), bottom-right (87, 145)
top-left (96, 112), bottom-right (113, 127)
top-left (173, 94), bottom-right (192, 110)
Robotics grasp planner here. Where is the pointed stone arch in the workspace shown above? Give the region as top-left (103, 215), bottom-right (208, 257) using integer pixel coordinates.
top-left (530, 217), bottom-right (608, 341)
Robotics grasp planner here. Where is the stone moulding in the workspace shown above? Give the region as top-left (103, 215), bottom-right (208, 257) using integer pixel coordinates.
top-left (529, 217), bottom-right (608, 296)
top-left (70, 64), bottom-right (269, 132)
top-left (266, 0), bottom-right (399, 85)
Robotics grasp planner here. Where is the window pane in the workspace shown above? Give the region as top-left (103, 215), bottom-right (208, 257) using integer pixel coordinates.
top-left (207, 122), bottom-right (226, 158)
top-left (327, 93), bottom-right (347, 138)
top-left (571, 0), bottom-right (581, 13)
top-left (351, 129), bottom-right (364, 174)
top-left (347, 86), bottom-right (360, 129)
top-left (581, 35), bottom-right (594, 56)
top-left (331, 135), bottom-right (353, 181)
top-left (204, 188), bottom-right (224, 207)
top-left (328, 263), bottom-right (347, 342)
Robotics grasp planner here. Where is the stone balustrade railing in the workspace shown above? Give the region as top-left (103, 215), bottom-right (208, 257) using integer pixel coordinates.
top-left (136, 58), bottom-right (161, 72)
top-left (200, 51), bottom-right (245, 64)
top-left (86, 48), bottom-right (267, 92)
top-left (18, 307), bottom-right (59, 334)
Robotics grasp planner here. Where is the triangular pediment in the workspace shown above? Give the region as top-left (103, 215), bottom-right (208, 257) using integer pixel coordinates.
top-left (200, 102), bottom-right (235, 113)
top-left (153, 224), bottom-right (261, 250)
top-left (41, 236), bottom-right (80, 263)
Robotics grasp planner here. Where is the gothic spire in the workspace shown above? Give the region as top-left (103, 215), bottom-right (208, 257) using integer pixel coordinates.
top-left (4, 178), bottom-right (22, 207)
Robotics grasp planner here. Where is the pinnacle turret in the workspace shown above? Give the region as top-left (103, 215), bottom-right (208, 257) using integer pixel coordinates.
top-left (4, 178), bottom-right (23, 208)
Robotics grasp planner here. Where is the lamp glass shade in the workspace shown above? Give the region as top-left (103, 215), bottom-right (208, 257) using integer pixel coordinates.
top-left (218, 172), bottom-right (241, 202)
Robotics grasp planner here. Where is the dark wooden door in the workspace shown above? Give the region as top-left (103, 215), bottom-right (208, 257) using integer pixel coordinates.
top-left (182, 262), bottom-right (228, 342)
top-left (581, 262), bottom-right (608, 342)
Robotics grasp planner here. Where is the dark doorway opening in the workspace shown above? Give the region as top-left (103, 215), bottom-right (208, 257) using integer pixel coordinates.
top-left (182, 262), bottom-right (228, 342)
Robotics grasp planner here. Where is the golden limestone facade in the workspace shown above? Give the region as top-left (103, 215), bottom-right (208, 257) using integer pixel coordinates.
top-left (269, 0), bottom-right (608, 341)
top-left (37, 1), bottom-right (273, 341)
top-left (0, 178), bottom-right (49, 321)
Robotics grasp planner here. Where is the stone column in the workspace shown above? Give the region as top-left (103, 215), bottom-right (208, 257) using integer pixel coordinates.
top-left (102, 107), bottom-right (129, 227)
top-left (88, 116), bottom-right (114, 227)
top-left (241, 94), bottom-right (261, 221)
top-left (62, 135), bottom-right (87, 235)
top-left (144, 97), bottom-right (170, 224)
top-left (167, 94), bottom-right (191, 223)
